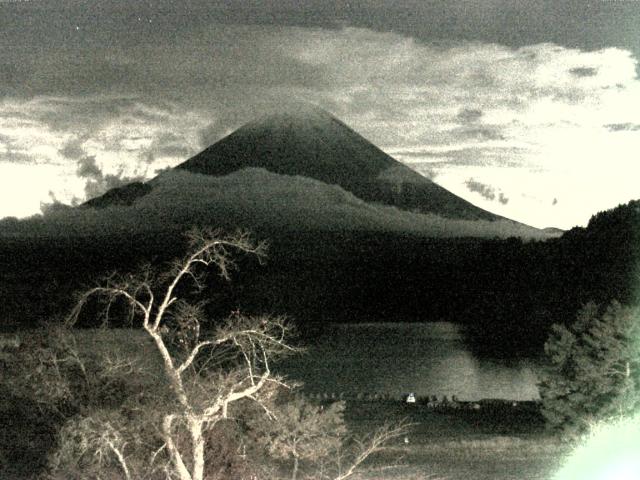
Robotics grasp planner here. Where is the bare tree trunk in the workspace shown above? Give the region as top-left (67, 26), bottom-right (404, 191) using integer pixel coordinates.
top-left (190, 418), bottom-right (205, 480)
top-left (147, 329), bottom-right (190, 408)
top-left (292, 455), bottom-right (299, 480)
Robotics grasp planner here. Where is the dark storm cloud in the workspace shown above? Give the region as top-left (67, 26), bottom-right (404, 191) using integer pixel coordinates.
top-left (7, 0), bottom-right (633, 56)
top-left (2, 1), bottom-right (640, 100)
top-left (569, 67), bottom-right (598, 77)
top-left (41, 59), bottom-right (142, 98)
top-left (32, 96), bottom-right (145, 132)
top-left (0, 62), bottom-right (32, 95)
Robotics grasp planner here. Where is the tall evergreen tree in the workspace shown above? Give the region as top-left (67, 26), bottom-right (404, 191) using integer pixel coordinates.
top-left (539, 301), bottom-right (640, 436)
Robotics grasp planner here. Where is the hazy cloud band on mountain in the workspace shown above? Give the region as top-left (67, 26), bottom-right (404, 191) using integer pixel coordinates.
top-left (0, 169), bottom-right (553, 241)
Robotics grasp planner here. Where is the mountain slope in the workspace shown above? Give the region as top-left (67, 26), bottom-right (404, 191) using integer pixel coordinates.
top-left (2, 168), bottom-right (550, 239)
top-left (175, 105), bottom-right (502, 221)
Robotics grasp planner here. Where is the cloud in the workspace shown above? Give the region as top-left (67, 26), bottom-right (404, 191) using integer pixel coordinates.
top-left (142, 133), bottom-right (195, 163)
top-left (40, 191), bottom-right (76, 216)
top-left (0, 95), bottom-right (209, 209)
top-left (605, 123), bottom-right (640, 132)
top-left (76, 155), bottom-right (145, 200)
top-left (458, 127), bottom-right (505, 141)
top-left (465, 178), bottom-right (508, 205)
top-left (457, 108), bottom-right (483, 123)
top-left (59, 138), bottom-right (87, 160)
top-left (2, 168), bottom-right (552, 241)
top-left (465, 178), bottom-right (497, 201)
top-left (198, 121), bottom-right (235, 149)
top-left (0, 152), bottom-right (40, 165)
top-left (1, 24), bottom-right (640, 228)
top-left (77, 156), bottom-right (102, 178)
top-left (569, 67), bottom-right (598, 77)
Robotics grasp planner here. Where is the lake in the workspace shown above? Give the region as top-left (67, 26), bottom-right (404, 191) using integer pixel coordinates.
top-left (276, 322), bottom-right (541, 401)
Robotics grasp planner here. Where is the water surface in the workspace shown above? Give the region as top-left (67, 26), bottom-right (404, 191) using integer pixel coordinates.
top-left (276, 322), bottom-right (540, 401)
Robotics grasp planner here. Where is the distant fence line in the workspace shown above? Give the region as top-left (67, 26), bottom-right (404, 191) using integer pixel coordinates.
top-left (293, 391), bottom-right (540, 410)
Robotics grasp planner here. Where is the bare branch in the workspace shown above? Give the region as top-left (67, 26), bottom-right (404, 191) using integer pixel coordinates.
top-left (66, 286), bottom-right (150, 328)
top-left (152, 229), bottom-right (265, 332)
top-left (176, 340), bottom-right (217, 375)
top-left (333, 421), bottom-right (412, 480)
top-left (105, 439), bottom-right (132, 480)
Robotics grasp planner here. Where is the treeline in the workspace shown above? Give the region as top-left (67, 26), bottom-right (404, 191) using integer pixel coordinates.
top-left (249, 200), bottom-right (639, 356)
top-left (1, 201), bottom-right (638, 357)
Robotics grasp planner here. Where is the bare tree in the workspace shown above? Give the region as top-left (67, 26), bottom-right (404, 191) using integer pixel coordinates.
top-left (66, 229), bottom-right (295, 480)
top-left (29, 227), bottom-right (411, 480)
top-left (253, 394), bottom-right (410, 480)
top-left (253, 396), bottom-right (347, 480)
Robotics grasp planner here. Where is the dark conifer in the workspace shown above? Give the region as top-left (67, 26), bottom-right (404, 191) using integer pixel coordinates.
top-left (539, 301), bottom-right (640, 436)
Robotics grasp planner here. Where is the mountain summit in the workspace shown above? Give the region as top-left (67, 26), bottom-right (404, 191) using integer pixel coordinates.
top-left (75, 105), bottom-right (550, 238)
top-left (176, 105), bottom-right (501, 221)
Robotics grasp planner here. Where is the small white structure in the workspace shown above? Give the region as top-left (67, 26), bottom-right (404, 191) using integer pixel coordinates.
top-left (406, 392), bottom-right (416, 403)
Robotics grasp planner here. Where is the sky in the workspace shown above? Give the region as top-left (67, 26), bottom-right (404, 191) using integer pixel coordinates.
top-left (1, 0), bottom-right (639, 230)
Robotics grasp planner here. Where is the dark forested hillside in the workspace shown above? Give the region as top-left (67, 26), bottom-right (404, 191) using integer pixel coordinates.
top-left (463, 200), bottom-right (640, 356)
top-left (1, 201), bottom-right (637, 358)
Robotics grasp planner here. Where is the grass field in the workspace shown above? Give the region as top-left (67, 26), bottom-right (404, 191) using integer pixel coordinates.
top-left (0, 395), bottom-right (570, 480)
top-left (342, 401), bottom-right (570, 480)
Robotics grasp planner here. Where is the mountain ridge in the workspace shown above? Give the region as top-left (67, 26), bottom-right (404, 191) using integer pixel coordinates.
top-left (73, 104), bottom-right (551, 236)
top-left (173, 105), bottom-right (507, 222)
